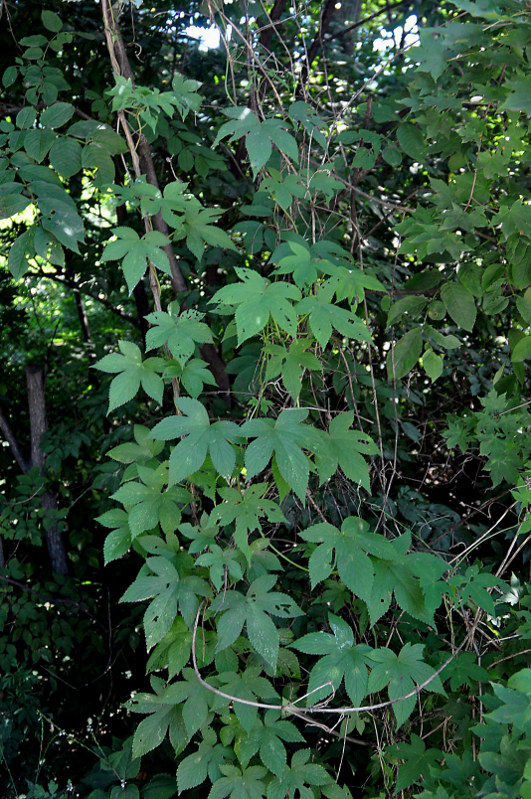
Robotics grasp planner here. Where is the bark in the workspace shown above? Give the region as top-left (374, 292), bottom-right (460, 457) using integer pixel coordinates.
top-left (74, 289), bottom-right (96, 360)
top-left (26, 365), bottom-right (69, 577)
top-left (0, 404), bottom-right (29, 474)
top-left (299, 0), bottom-right (338, 91)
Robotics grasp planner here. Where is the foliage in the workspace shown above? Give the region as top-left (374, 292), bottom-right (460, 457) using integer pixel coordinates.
top-left (0, 0), bottom-right (530, 796)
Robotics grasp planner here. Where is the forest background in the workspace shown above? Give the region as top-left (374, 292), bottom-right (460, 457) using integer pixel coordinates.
top-left (0, 0), bottom-right (530, 797)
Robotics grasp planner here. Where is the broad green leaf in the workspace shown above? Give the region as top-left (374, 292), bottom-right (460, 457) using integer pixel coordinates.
top-left (8, 229), bottom-right (33, 278)
top-left (145, 306), bottom-right (212, 366)
top-left (42, 10), bottom-right (63, 32)
top-left (297, 288), bottom-right (371, 349)
top-left (386, 328), bottom-right (423, 380)
top-left (512, 335), bottom-right (531, 362)
top-left (41, 102), bottom-right (75, 129)
top-left (422, 349), bottom-right (444, 381)
top-left (397, 123), bottom-right (426, 160)
top-left (368, 643), bottom-right (444, 728)
top-left (242, 409), bottom-right (318, 502)
top-left (150, 397), bottom-right (241, 484)
top-left (0, 188), bottom-right (31, 219)
top-left (441, 283), bottom-right (476, 331)
top-left (49, 136), bottom-right (82, 178)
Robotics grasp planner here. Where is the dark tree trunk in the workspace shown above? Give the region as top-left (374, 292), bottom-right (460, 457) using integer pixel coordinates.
top-left (26, 365), bottom-right (69, 577)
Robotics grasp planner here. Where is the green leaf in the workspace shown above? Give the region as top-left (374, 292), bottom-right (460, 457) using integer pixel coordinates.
top-left (390, 735), bottom-right (441, 792)
top-left (150, 397), bottom-right (241, 484)
top-left (94, 340), bottom-right (165, 412)
top-left (49, 136), bottom-right (82, 178)
top-left (297, 287), bottom-right (371, 349)
top-left (145, 306), bottom-right (212, 366)
top-left (40, 102), bottom-right (75, 129)
top-left (8, 229), bottom-right (33, 279)
top-left (368, 643), bottom-right (444, 728)
top-left (387, 328), bottom-right (423, 380)
top-left (2, 66), bottom-right (17, 88)
top-left (212, 268), bottom-right (301, 345)
top-left (397, 123), bottom-right (426, 160)
top-left (300, 516), bottom-right (393, 597)
top-left (441, 283), bottom-right (476, 331)
top-left (422, 349), bottom-right (444, 382)
top-left (512, 335), bottom-right (531, 362)
top-left (0, 188), bottom-right (31, 220)
top-left (242, 409), bottom-right (318, 502)
top-left (264, 340), bottom-right (322, 401)
top-left (24, 128), bottom-right (57, 162)
top-left (41, 10), bottom-right (63, 32)
top-left (314, 413), bottom-right (377, 490)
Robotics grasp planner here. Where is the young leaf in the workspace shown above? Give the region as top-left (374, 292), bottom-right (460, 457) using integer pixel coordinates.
top-left (94, 340), bottom-right (166, 412)
top-left (145, 305), bottom-right (213, 366)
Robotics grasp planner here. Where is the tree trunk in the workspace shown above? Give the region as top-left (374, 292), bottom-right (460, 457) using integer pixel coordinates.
top-left (26, 365), bottom-right (69, 577)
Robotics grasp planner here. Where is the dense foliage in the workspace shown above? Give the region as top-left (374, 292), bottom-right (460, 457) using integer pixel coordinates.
top-left (0, 0), bottom-right (530, 797)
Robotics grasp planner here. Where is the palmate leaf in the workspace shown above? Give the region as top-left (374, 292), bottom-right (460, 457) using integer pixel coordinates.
top-left (389, 734), bottom-right (442, 792)
top-left (128, 675), bottom-right (187, 759)
top-left (212, 575), bottom-right (302, 672)
top-left (299, 516), bottom-right (394, 598)
top-left (101, 226), bottom-right (171, 293)
top-left (297, 286), bottom-right (371, 348)
top-left (121, 555), bottom-right (210, 645)
top-left (214, 667), bottom-right (279, 731)
top-left (266, 750), bottom-right (331, 799)
top-left (129, 672), bottom-right (211, 759)
top-left (264, 339), bottom-right (322, 401)
top-left (241, 409), bottom-right (319, 501)
top-left (177, 730), bottom-right (230, 794)
top-left (145, 305), bottom-right (213, 366)
top-left (367, 643), bottom-right (445, 728)
top-left (209, 765), bottom-right (268, 799)
top-left (314, 412), bottom-right (378, 490)
top-left (213, 483), bottom-right (286, 561)
top-left (182, 204), bottom-right (238, 260)
top-left (94, 340), bottom-right (166, 412)
top-left (111, 464), bottom-right (190, 537)
top-left (211, 267), bottom-right (301, 345)
top-left (291, 614), bottom-right (373, 706)
top-left (150, 397), bottom-right (242, 484)
top-left (238, 711), bottom-right (304, 776)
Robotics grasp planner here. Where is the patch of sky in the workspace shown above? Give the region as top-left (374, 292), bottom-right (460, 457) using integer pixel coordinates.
top-left (372, 14), bottom-right (419, 53)
top-left (186, 24), bottom-right (223, 51)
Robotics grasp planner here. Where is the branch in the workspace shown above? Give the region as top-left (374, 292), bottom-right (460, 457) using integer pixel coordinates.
top-left (0, 405), bottom-right (29, 473)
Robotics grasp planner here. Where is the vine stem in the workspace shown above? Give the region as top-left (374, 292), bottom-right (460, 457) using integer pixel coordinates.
top-left (191, 601), bottom-right (472, 718)
top-left (100, 0), bottom-right (180, 407)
